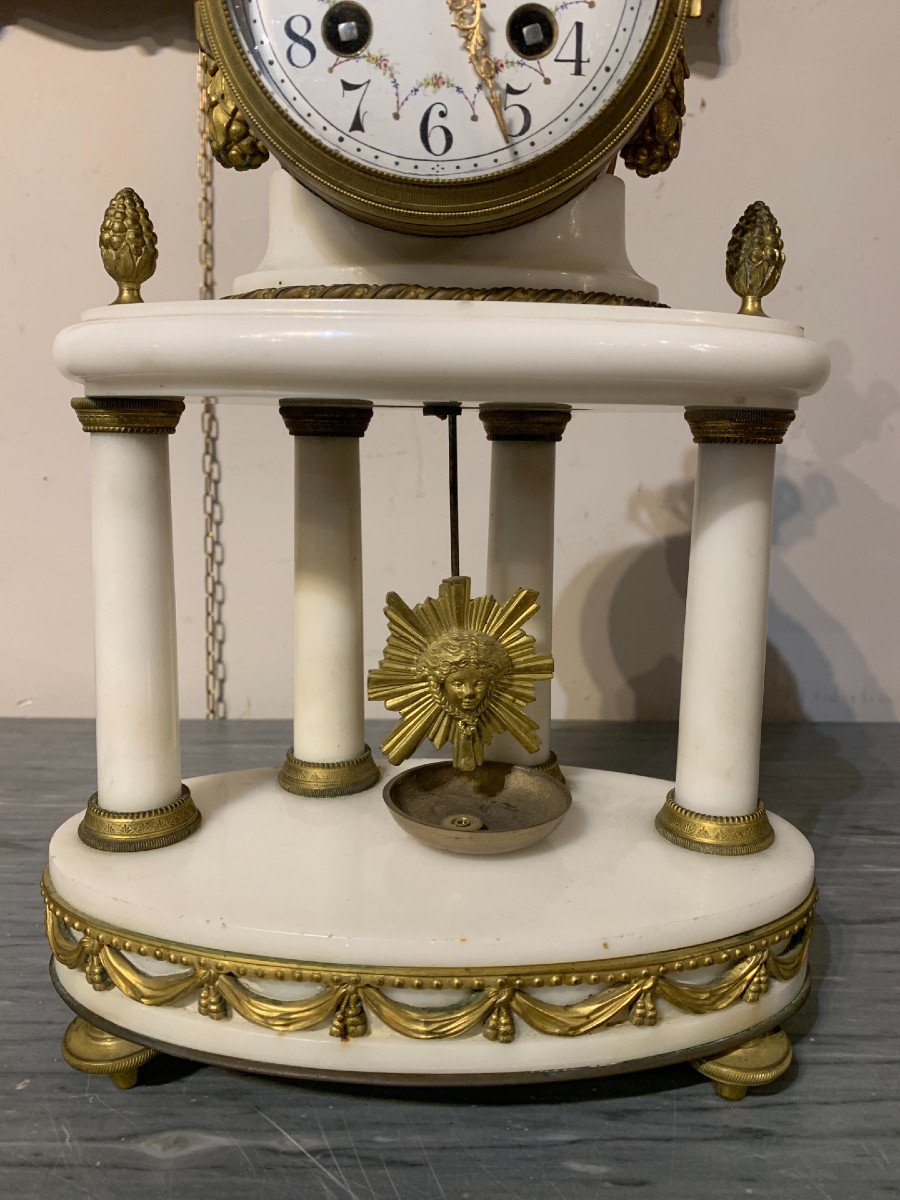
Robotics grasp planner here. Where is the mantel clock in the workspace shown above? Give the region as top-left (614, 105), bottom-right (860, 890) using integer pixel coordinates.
top-left (41, 0), bottom-right (832, 1107)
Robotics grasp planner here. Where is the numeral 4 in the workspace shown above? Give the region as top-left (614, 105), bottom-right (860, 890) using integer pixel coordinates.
top-left (554, 21), bottom-right (589, 76)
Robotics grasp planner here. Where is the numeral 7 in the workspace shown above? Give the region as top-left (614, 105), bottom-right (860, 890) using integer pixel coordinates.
top-left (341, 78), bottom-right (371, 134)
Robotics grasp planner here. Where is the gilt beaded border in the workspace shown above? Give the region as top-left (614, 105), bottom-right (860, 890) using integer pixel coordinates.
top-left (42, 870), bottom-right (815, 994)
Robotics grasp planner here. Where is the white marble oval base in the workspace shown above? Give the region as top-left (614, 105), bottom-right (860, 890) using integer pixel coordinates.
top-left (49, 764), bottom-right (813, 964)
top-left (48, 764), bottom-right (813, 1080)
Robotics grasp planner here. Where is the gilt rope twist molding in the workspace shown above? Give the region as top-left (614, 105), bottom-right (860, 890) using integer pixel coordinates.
top-left (227, 283), bottom-right (667, 306)
top-left (43, 873), bottom-right (815, 1046)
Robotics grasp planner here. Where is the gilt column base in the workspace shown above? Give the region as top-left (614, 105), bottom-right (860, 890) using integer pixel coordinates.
top-left (278, 745), bottom-right (380, 797)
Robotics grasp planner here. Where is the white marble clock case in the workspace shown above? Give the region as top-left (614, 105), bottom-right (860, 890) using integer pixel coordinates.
top-left (45, 175), bottom-right (829, 1086)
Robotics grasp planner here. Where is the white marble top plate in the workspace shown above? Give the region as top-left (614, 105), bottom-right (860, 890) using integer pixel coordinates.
top-left (53, 300), bottom-right (829, 409)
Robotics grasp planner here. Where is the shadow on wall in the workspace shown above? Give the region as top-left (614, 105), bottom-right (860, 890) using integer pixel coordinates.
top-left (774, 339), bottom-right (899, 721)
top-left (557, 417), bottom-right (888, 722)
top-left (1, 1), bottom-right (195, 50)
top-left (683, 0), bottom-right (731, 79)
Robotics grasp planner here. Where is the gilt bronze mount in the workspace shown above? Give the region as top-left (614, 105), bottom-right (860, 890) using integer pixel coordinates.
top-left (77, 785), bottom-right (201, 853)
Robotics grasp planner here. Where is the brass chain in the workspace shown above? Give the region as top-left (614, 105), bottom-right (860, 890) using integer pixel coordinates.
top-left (197, 52), bottom-right (227, 719)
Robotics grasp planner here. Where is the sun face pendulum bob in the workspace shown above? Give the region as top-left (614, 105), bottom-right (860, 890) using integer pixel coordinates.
top-left (369, 576), bottom-right (554, 773)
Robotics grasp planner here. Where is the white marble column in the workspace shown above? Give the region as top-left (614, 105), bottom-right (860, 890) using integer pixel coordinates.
top-left (278, 402), bottom-right (379, 797)
top-left (72, 398), bottom-right (199, 851)
top-left (661, 406), bottom-right (795, 853)
top-left (479, 405), bottom-right (571, 771)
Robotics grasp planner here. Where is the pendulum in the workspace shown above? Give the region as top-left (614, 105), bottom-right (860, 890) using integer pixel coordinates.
top-left (369, 405), bottom-right (570, 853)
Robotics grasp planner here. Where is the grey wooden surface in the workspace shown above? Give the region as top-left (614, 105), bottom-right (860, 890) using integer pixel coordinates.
top-left (2, 719), bottom-right (897, 1199)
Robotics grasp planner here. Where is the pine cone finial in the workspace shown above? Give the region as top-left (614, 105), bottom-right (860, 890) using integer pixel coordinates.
top-left (99, 188), bottom-right (158, 304)
top-left (725, 201), bottom-right (785, 317)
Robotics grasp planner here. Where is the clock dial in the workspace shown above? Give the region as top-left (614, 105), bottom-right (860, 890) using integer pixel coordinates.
top-left (200, 0), bottom-right (688, 232)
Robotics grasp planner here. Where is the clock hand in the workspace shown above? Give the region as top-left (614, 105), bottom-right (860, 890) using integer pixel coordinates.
top-left (445, 0), bottom-right (510, 144)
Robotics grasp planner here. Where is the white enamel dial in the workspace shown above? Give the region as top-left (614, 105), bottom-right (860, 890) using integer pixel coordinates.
top-left (228, 0), bottom-right (661, 180)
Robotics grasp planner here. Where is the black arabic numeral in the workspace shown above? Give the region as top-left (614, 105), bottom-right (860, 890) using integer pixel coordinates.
top-left (419, 102), bottom-right (454, 156)
top-left (341, 78), bottom-right (371, 133)
top-left (503, 82), bottom-right (532, 139)
top-left (554, 21), bottom-right (589, 76)
top-left (285, 14), bottom-right (317, 68)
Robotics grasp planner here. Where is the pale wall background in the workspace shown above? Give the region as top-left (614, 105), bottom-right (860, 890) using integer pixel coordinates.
top-left (2, 1), bottom-right (897, 723)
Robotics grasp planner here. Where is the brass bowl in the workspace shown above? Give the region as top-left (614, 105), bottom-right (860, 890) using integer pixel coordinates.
top-left (383, 761), bottom-right (571, 855)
